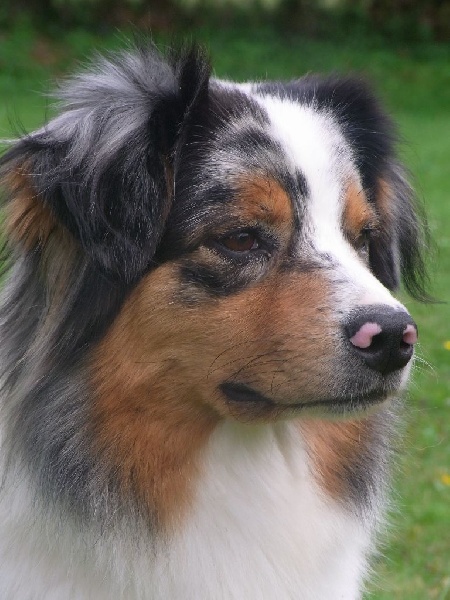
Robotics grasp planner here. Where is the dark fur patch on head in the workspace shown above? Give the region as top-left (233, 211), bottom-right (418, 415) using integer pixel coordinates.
top-left (1, 44), bottom-right (211, 284)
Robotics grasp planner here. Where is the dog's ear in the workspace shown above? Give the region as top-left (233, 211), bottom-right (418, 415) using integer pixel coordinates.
top-left (321, 78), bottom-right (429, 302)
top-left (1, 45), bottom-right (211, 283)
top-left (319, 76), bottom-right (429, 301)
top-left (368, 166), bottom-right (429, 301)
top-left (299, 75), bottom-right (429, 300)
top-left (259, 75), bottom-right (429, 300)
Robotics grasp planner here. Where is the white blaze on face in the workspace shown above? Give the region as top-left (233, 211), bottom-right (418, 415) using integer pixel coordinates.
top-left (258, 96), bottom-right (348, 243)
top-left (259, 94), bottom-right (405, 312)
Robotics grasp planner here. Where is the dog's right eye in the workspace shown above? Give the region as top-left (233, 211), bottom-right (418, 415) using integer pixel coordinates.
top-left (218, 231), bottom-right (260, 253)
top-left (207, 228), bottom-right (275, 263)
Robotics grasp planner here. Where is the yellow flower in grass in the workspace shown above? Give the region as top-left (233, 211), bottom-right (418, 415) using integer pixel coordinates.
top-left (440, 474), bottom-right (450, 486)
top-left (444, 341), bottom-right (450, 350)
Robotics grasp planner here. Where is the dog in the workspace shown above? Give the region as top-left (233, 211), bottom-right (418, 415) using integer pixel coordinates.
top-left (0, 43), bottom-right (427, 599)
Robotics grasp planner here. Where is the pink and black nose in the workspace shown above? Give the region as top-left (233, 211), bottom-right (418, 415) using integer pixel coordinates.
top-left (345, 306), bottom-right (418, 375)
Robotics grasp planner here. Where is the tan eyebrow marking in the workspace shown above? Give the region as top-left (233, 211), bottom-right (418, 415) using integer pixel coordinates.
top-left (342, 181), bottom-right (378, 242)
top-left (233, 176), bottom-right (294, 238)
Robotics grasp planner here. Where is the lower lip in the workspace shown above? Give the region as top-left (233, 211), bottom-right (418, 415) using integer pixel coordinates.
top-left (219, 382), bottom-right (388, 410)
top-left (219, 382), bottom-right (274, 405)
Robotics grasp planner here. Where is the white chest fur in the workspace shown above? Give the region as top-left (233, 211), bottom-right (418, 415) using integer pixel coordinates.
top-left (0, 421), bottom-right (373, 599)
top-left (151, 421), bottom-right (372, 599)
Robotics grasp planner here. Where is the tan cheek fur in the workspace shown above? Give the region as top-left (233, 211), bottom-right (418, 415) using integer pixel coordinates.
top-left (300, 417), bottom-right (378, 501)
top-left (90, 266), bottom-right (220, 531)
top-left (211, 273), bottom-right (337, 410)
top-left (90, 263), bottom-right (342, 527)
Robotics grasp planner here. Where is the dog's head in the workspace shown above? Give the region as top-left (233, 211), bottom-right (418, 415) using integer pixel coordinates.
top-left (1, 45), bottom-right (427, 426)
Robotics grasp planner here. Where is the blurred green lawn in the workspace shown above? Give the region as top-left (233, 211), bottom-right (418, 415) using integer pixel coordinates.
top-left (1, 24), bottom-right (449, 600)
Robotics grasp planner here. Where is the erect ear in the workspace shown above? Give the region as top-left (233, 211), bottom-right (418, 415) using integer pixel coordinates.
top-left (0, 44), bottom-right (211, 283)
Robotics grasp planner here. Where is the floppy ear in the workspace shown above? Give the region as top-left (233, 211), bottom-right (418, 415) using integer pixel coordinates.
top-left (321, 77), bottom-right (429, 301)
top-left (276, 74), bottom-right (429, 300)
top-left (1, 44), bottom-right (211, 283)
top-left (368, 165), bottom-right (429, 301)
top-left (257, 74), bottom-right (429, 300)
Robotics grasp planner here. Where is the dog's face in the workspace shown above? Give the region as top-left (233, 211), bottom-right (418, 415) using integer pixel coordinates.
top-left (1, 47), bottom-right (425, 427)
top-left (91, 87), bottom-right (417, 425)
top-left (0, 44), bottom-right (429, 527)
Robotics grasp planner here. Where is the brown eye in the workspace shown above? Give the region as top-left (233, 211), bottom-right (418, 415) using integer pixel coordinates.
top-left (356, 227), bottom-right (372, 258)
top-left (219, 231), bottom-right (260, 253)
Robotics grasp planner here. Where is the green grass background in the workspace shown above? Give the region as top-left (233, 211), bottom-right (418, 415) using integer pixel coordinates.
top-left (1, 23), bottom-right (449, 599)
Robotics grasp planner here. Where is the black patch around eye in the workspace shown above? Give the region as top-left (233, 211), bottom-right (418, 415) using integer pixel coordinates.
top-left (179, 251), bottom-right (270, 301)
top-left (180, 262), bottom-right (250, 298)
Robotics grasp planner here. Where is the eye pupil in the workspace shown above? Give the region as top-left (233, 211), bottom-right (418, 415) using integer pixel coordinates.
top-left (220, 232), bottom-right (259, 253)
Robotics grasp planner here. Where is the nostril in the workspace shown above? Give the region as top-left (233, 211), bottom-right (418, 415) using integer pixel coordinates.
top-left (403, 323), bottom-right (418, 345)
top-left (349, 322), bottom-right (382, 349)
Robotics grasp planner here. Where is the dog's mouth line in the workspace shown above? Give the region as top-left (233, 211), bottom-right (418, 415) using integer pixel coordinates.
top-left (219, 381), bottom-right (388, 409)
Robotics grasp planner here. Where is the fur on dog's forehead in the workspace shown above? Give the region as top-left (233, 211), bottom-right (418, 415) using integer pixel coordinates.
top-left (256, 94), bottom-right (354, 214)
top-left (171, 83), bottom-right (357, 250)
top-left (201, 83), bottom-right (352, 194)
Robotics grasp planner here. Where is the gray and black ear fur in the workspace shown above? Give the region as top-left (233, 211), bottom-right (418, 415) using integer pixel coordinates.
top-left (258, 75), bottom-right (429, 301)
top-left (1, 44), bottom-right (211, 284)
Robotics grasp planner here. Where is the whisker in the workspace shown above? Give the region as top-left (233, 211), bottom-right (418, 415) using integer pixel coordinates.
top-left (206, 346), bottom-right (294, 379)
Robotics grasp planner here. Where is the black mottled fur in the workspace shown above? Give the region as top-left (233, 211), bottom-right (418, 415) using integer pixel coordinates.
top-left (0, 44), bottom-right (215, 525)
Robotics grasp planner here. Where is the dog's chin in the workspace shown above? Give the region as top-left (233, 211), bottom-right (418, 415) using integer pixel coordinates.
top-left (219, 380), bottom-right (398, 422)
